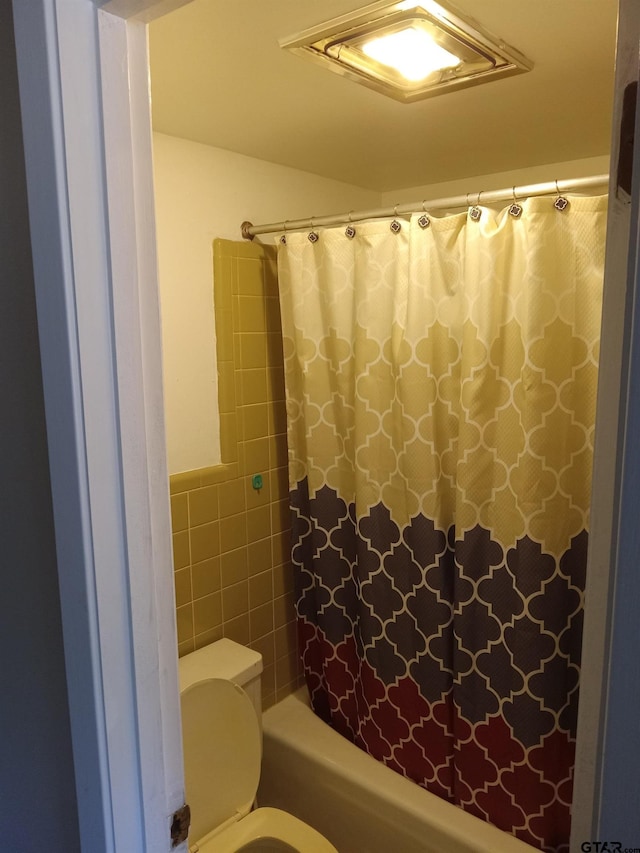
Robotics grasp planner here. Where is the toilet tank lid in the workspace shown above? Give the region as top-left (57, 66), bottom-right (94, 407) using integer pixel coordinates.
top-left (179, 639), bottom-right (263, 693)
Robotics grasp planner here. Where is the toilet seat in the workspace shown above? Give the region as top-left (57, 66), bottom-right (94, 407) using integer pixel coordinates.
top-left (195, 807), bottom-right (338, 853)
top-left (182, 678), bottom-right (262, 842)
top-left (181, 678), bottom-right (337, 853)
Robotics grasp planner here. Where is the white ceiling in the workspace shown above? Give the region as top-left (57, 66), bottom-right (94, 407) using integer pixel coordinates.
top-left (149, 0), bottom-right (618, 193)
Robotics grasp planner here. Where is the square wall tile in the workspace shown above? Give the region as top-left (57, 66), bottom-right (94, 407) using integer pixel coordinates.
top-left (273, 561), bottom-right (294, 598)
top-left (251, 633), bottom-right (276, 669)
top-left (176, 604), bottom-right (194, 645)
top-left (265, 299), bottom-right (282, 335)
top-left (266, 332), bottom-right (284, 367)
top-left (275, 650), bottom-right (300, 692)
top-left (270, 466), bottom-right (289, 503)
top-left (268, 401), bottom-right (287, 437)
top-left (219, 413), bottom-right (238, 463)
top-left (170, 493), bottom-right (188, 533)
top-left (240, 369), bottom-right (268, 406)
top-left (219, 478), bottom-right (246, 518)
top-left (174, 568), bottom-right (192, 608)
top-left (275, 620), bottom-right (297, 660)
top-left (238, 296), bottom-right (266, 333)
top-left (195, 626), bottom-right (224, 650)
top-left (243, 437), bottom-right (270, 475)
top-left (193, 592), bottom-right (222, 635)
top-left (247, 539), bottom-right (272, 576)
top-left (192, 556), bottom-right (221, 599)
top-left (170, 470), bottom-right (201, 495)
top-left (220, 547), bottom-right (249, 588)
top-left (215, 309), bottom-right (234, 360)
top-left (237, 259), bottom-right (264, 297)
top-left (262, 663), bottom-right (276, 703)
top-left (269, 434), bottom-right (288, 471)
top-left (249, 569), bottom-right (273, 609)
top-left (239, 333), bottom-right (267, 369)
top-left (172, 531), bottom-right (190, 570)
top-left (250, 601), bottom-right (274, 641)
top-left (222, 580), bottom-right (249, 621)
top-left (242, 404), bottom-right (269, 442)
top-left (271, 499), bottom-right (290, 535)
top-left (223, 614), bottom-right (251, 646)
top-left (267, 367), bottom-right (285, 402)
top-left (190, 521), bottom-right (220, 564)
top-left (247, 504), bottom-right (271, 544)
top-left (274, 591), bottom-right (295, 629)
top-left (264, 257), bottom-right (279, 299)
top-left (189, 485), bottom-right (219, 527)
top-left (220, 513), bottom-right (247, 553)
top-left (272, 529), bottom-right (291, 567)
top-left (213, 250), bottom-right (233, 310)
top-left (178, 639), bottom-right (195, 658)
top-left (217, 361), bottom-right (236, 414)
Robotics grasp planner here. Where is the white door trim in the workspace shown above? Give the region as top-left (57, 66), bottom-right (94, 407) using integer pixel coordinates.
top-left (572, 0), bottom-right (640, 847)
top-left (12, 1), bottom-right (189, 850)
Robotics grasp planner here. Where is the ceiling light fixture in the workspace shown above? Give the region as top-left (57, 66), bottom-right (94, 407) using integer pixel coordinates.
top-left (362, 27), bottom-right (461, 81)
top-left (280, 0), bottom-right (532, 103)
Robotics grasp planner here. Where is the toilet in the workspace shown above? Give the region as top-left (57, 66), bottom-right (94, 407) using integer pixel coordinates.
top-left (179, 638), bottom-right (338, 853)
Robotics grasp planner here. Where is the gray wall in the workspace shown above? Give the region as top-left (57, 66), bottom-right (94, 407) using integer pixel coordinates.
top-left (0, 2), bottom-right (80, 850)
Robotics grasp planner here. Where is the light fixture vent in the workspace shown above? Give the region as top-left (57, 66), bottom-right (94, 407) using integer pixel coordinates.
top-left (280, 0), bottom-right (532, 103)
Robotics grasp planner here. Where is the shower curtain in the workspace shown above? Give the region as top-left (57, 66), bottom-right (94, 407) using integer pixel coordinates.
top-left (278, 194), bottom-right (607, 853)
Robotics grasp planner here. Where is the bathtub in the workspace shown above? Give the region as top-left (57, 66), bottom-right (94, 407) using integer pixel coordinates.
top-left (258, 687), bottom-right (536, 853)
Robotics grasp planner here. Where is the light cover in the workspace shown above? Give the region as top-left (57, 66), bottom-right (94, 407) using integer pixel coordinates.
top-left (362, 27), bottom-right (460, 81)
top-left (281, 0), bottom-right (532, 103)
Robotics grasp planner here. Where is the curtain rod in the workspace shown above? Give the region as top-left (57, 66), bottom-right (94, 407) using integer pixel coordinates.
top-left (240, 174), bottom-right (609, 240)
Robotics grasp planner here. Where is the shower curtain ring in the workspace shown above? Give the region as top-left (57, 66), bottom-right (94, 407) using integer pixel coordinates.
top-left (554, 179), bottom-right (570, 211)
top-left (390, 204), bottom-right (402, 233)
top-left (470, 190), bottom-right (483, 222)
top-left (509, 185), bottom-right (523, 218)
top-left (308, 217), bottom-right (319, 243)
top-left (280, 220), bottom-right (288, 245)
top-left (345, 211), bottom-right (356, 239)
top-left (418, 199), bottom-right (431, 229)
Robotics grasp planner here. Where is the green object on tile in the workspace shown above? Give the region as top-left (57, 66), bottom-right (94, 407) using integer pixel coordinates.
top-left (252, 473), bottom-right (263, 491)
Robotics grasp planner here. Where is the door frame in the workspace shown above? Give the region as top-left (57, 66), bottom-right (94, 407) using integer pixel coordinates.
top-left (10, 0), bottom-right (640, 849)
top-left (12, 1), bottom-right (189, 850)
top-left (571, 1), bottom-right (640, 847)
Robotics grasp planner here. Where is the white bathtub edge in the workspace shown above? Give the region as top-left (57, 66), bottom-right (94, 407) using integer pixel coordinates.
top-left (262, 687), bottom-right (537, 853)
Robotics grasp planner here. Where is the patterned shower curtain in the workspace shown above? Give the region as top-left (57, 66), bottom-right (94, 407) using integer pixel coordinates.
top-left (278, 194), bottom-right (607, 853)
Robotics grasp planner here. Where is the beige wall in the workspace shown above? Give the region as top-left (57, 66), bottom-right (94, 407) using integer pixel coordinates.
top-left (153, 132), bottom-right (380, 475)
top-left (381, 155), bottom-right (610, 208)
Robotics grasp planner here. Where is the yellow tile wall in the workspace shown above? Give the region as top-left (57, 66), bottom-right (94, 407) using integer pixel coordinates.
top-left (169, 239), bottom-right (303, 709)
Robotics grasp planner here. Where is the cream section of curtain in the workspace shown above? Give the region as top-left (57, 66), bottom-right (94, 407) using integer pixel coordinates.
top-left (278, 195), bottom-right (607, 558)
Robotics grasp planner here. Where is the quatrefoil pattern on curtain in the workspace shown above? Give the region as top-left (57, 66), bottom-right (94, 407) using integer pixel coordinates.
top-left (278, 196), bottom-right (607, 853)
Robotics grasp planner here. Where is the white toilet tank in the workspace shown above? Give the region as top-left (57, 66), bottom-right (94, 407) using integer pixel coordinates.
top-left (179, 638), bottom-right (263, 726)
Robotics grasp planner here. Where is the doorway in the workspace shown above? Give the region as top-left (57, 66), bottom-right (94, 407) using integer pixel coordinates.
top-left (11, 0), bottom-right (640, 850)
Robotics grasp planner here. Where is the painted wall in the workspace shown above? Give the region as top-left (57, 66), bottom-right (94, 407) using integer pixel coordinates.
top-left (0, 3), bottom-right (80, 850)
top-left (153, 132), bottom-right (380, 474)
top-left (381, 155), bottom-right (610, 208)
